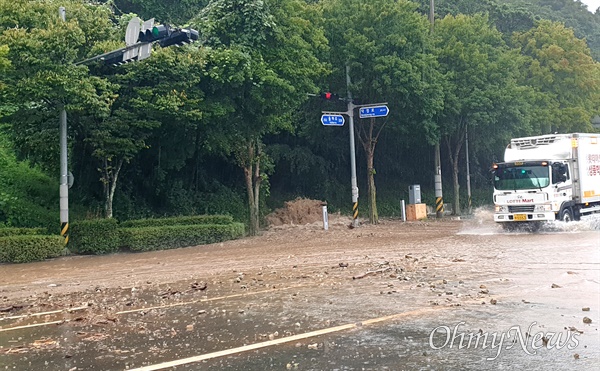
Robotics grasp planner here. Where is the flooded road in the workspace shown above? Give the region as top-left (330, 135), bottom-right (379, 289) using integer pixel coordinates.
top-left (1, 211), bottom-right (598, 370)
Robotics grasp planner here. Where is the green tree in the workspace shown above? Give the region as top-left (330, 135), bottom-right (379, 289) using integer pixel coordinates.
top-left (112, 0), bottom-right (210, 25)
top-left (512, 20), bottom-right (600, 133)
top-left (0, 44), bottom-right (11, 118)
top-left (86, 46), bottom-right (207, 218)
top-left (321, 0), bottom-right (443, 223)
top-left (434, 14), bottom-right (526, 215)
top-left (0, 0), bottom-right (117, 174)
top-left (192, 0), bottom-right (327, 234)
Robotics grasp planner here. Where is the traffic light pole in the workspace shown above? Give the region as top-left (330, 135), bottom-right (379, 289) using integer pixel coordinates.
top-left (59, 7), bottom-right (69, 244)
top-left (319, 67), bottom-right (389, 227)
top-left (346, 65), bottom-right (359, 228)
top-left (54, 11), bottom-right (199, 241)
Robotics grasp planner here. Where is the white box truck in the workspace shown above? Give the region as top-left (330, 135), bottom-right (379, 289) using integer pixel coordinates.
top-left (492, 133), bottom-right (600, 228)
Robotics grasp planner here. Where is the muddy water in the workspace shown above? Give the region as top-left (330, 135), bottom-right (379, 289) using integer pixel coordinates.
top-left (1, 214), bottom-right (598, 370)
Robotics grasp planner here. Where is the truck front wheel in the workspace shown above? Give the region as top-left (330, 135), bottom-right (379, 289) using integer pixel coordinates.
top-left (559, 207), bottom-right (573, 222)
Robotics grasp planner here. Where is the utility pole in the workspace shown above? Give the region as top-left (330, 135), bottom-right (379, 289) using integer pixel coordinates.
top-left (59, 7), bottom-right (69, 244)
top-left (430, 0), bottom-right (444, 218)
top-left (319, 69), bottom-right (389, 227)
top-left (346, 65), bottom-right (359, 228)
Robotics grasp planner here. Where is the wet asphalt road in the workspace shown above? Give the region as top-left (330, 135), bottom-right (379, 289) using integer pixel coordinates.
top-left (0, 214), bottom-right (598, 370)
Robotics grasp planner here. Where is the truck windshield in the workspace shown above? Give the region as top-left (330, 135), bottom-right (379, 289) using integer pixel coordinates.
top-left (494, 165), bottom-right (550, 190)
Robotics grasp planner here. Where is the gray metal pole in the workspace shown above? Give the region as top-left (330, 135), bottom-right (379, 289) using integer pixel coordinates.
top-left (465, 125), bottom-right (472, 214)
top-left (59, 7), bottom-right (69, 244)
top-left (429, 0), bottom-right (435, 33)
top-left (434, 144), bottom-right (443, 217)
top-left (346, 65), bottom-right (359, 227)
top-left (430, 0), bottom-right (444, 218)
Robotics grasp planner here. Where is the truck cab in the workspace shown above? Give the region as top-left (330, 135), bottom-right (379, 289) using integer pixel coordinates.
top-left (492, 133), bottom-right (600, 228)
top-left (492, 160), bottom-right (572, 224)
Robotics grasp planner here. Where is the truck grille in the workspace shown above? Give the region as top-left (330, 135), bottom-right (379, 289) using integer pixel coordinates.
top-left (511, 136), bottom-right (557, 149)
top-left (509, 205), bottom-right (535, 213)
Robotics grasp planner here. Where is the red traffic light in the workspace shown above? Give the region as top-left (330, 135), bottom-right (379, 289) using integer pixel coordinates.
top-left (320, 92), bottom-right (339, 100)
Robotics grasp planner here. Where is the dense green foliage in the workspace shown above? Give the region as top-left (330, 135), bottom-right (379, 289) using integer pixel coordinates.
top-left (119, 223), bottom-right (245, 251)
top-left (69, 218), bottom-right (120, 254)
top-left (412, 0), bottom-right (600, 60)
top-left (0, 234), bottom-right (64, 263)
top-left (0, 0), bottom-right (598, 232)
top-left (120, 215), bottom-right (234, 227)
top-left (69, 215), bottom-right (243, 255)
top-left (0, 227), bottom-right (46, 237)
top-left (0, 132), bottom-right (58, 230)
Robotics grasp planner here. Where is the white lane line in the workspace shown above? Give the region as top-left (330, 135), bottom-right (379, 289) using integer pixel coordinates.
top-left (116, 285), bottom-right (303, 315)
top-left (0, 320), bottom-right (63, 332)
top-left (0, 286), bottom-right (304, 332)
top-left (0, 305), bottom-right (89, 321)
top-left (128, 307), bottom-right (440, 371)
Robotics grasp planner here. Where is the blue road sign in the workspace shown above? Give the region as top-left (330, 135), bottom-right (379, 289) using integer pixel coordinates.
top-left (359, 105), bottom-right (389, 119)
top-left (321, 114), bottom-right (345, 126)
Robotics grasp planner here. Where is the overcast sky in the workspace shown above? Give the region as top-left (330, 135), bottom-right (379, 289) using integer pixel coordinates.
top-left (580, 0), bottom-right (600, 12)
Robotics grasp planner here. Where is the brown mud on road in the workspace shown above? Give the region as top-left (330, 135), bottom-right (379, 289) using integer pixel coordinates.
top-left (0, 215), bottom-right (598, 370)
top-left (0, 217), bottom-right (461, 305)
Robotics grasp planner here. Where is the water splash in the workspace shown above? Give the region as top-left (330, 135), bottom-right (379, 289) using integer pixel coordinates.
top-left (458, 206), bottom-right (502, 235)
top-left (458, 206), bottom-right (600, 235)
top-left (542, 214), bottom-right (600, 232)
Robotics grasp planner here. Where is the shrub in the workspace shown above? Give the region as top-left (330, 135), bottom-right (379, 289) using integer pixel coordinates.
top-left (196, 187), bottom-right (248, 224)
top-left (0, 227), bottom-right (47, 237)
top-left (0, 235), bottom-right (64, 263)
top-left (120, 223), bottom-right (245, 252)
top-left (0, 133), bottom-right (58, 230)
top-left (70, 218), bottom-right (120, 255)
top-left (120, 215), bottom-right (235, 228)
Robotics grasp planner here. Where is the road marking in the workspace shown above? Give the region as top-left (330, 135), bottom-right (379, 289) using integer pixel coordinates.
top-left (0, 286), bottom-right (304, 332)
top-left (0, 320), bottom-right (63, 332)
top-left (0, 305), bottom-right (89, 322)
top-left (116, 285), bottom-right (303, 315)
top-left (128, 307), bottom-right (442, 371)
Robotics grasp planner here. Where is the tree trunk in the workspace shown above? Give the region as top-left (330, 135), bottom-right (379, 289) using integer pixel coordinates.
top-left (452, 156), bottom-right (460, 216)
top-left (253, 145), bottom-right (262, 221)
top-left (242, 140), bottom-right (261, 236)
top-left (191, 125), bottom-right (202, 191)
top-left (102, 157), bottom-right (124, 219)
top-left (358, 117), bottom-right (385, 224)
top-left (366, 146), bottom-right (378, 224)
top-left (445, 122), bottom-right (466, 216)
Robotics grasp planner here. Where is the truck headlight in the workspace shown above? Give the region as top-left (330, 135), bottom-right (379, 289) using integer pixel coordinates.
top-left (495, 205), bottom-right (507, 213)
top-left (534, 204), bottom-right (552, 212)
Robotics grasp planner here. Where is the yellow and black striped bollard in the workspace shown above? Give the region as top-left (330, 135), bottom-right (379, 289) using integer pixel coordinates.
top-left (435, 197), bottom-right (444, 217)
top-left (61, 222), bottom-right (69, 245)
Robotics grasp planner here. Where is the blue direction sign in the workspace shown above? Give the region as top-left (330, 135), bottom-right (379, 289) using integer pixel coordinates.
top-left (321, 114), bottom-right (345, 126)
top-left (359, 105), bottom-right (389, 119)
